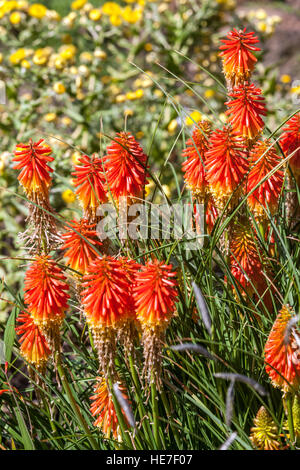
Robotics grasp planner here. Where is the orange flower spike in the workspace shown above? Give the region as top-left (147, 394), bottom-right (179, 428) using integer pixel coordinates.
top-left (219, 28), bottom-right (260, 87)
top-left (182, 120), bottom-right (212, 202)
top-left (280, 113), bottom-right (300, 184)
top-left (24, 255), bottom-right (70, 327)
top-left (72, 154), bottom-right (107, 217)
top-left (205, 198), bottom-right (218, 234)
top-left (133, 260), bottom-right (178, 327)
top-left (103, 132), bottom-right (148, 202)
top-left (247, 140), bottom-right (284, 221)
top-left (81, 256), bottom-right (132, 329)
top-left (16, 313), bottom-right (52, 368)
top-left (90, 377), bottom-right (128, 440)
top-left (265, 305), bottom-right (300, 392)
top-left (12, 139), bottom-right (54, 197)
top-left (226, 83), bottom-right (267, 141)
top-left (230, 223), bottom-right (263, 293)
top-left (205, 126), bottom-right (248, 210)
top-left (62, 219), bottom-right (102, 274)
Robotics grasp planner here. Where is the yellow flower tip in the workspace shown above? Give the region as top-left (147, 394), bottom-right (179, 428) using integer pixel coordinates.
top-left (168, 119), bottom-right (178, 134)
top-left (9, 11), bottom-right (22, 24)
top-left (28, 3), bottom-right (47, 19)
top-left (62, 189), bottom-right (76, 204)
top-left (204, 89), bottom-right (215, 99)
top-left (53, 82), bottom-right (66, 94)
top-left (185, 110), bottom-right (202, 126)
top-left (250, 406), bottom-right (281, 450)
top-left (44, 113), bottom-right (57, 123)
top-left (89, 8), bottom-right (101, 21)
top-left (71, 151), bottom-right (82, 165)
top-left (109, 14), bottom-right (122, 26)
top-left (21, 59), bottom-right (31, 69)
top-left (280, 74), bottom-right (291, 84)
top-left (71, 0), bottom-right (87, 10)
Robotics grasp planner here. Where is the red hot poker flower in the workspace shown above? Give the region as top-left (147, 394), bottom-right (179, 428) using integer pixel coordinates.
top-left (72, 154), bottom-right (107, 219)
top-left (12, 139), bottom-right (54, 198)
top-left (24, 255), bottom-right (70, 328)
top-left (182, 120), bottom-right (212, 203)
top-left (16, 313), bottom-right (52, 369)
top-left (280, 113), bottom-right (300, 184)
top-left (219, 28), bottom-right (260, 86)
top-left (133, 260), bottom-right (178, 327)
top-left (133, 260), bottom-right (178, 386)
top-left (205, 126), bottom-right (248, 211)
top-left (81, 256), bottom-right (132, 329)
top-left (62, 218), bottom-right (102, 274)
top-left (103, 132), bottom-right (148, 202)
top-left (247, 140), bottom-right (284, 221)
top-left (226, 83), bottom-right (267, 141)
top-left (265, 305), bottom-right (300, 391)
top-left (90, 377), bottom-right (129, 440)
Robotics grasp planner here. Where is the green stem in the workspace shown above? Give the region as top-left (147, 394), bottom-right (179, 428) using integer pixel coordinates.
top-left (286, 393), bottom-right (295, 447)
top-left (151, 380), bottom-right (161, 449)
top-left (56, 354), bottom-right (98, 450)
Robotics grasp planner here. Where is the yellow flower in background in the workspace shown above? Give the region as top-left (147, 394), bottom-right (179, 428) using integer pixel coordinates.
top-left (33, 48), bottom-right (51, 66)
top-left (94, 49), bottom-right (107, 59)
top-left (9, 11), bottom-right (21, 24)
top-left (162, 184), bottom-right (171, 199)
top-left (17, 1), bottom-right (29, 10)
top-left (257, 21), bottom-right (267, 33)
top-left (136, 131), bottom-right (144, 140)
top-left (62, 189), bottom-right (76, 204)
top-left (80, 51), bottom-right (93, 62)
top-left (0, 53), bottom-right (3, 64)
top-left (204, 89), bottom-right (215, 99)
top-left (71, 151), bottom-right (81, 165)
top-left (126, 91), bottom-right (137, 100)
top-left (102, 2), bottom-right (121, 16)
top-left (280, 74), bottom-right (291, 84)
top-left (115, 94), bottom-right (126, 103)
top-left (0, 1), bottom-right (17, 13)
top-left (59, 44), bottom-right (77, 61)
top-left (109, 14), bottom-right (122, 26)
top-left (290, 85), bottom-right (300, 94)
top-left (256, 9), bottom-right (267, 20)
top-left (61, 116), bottom-right (72, 126)
top-left (144, 43), bottom-right (152, 52)
top-left (21, 59), bottom-right (31, 69)
top-left (28, 3), bottom-right (47, 19)
top-left (185, 110), bottom-right (202, 126)
top-left (44, 113), bottom-right (57, 123)
top-left (124, 108), bottom-right (133, 117)
top-left (53, 82), bottom-right (66, 94)
top-left (89, 8), bottom-right (101, 21)
top-left (168, 119), bottom-right (178, 134)
top-left (9, 48), bottom-right (26, 65)
top-left (145, 180), bottom-right (154, 197)
top-left (71, 0), bottom-right (87, 10)
top-left (135, 88), bottom-right (144, 99)
top-left (122, 6), bottom-right (142, 23)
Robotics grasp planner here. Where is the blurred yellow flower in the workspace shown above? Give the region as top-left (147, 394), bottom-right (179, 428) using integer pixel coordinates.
top-left (122, 6), bottom-right (142, 23)
top-left (168, 119), bottom-right (178, 134)
top-left (257, 21), bottom-right (267, 33)
top-left (62, 189), bottom-right (76, 204)
top-left (162, 184), bottom-right (171, 199)
top-left (0, 53), bottom-right (2, 64)
top-left (126, 91), bottom-right (137, 100)
top-left (89, 8), bottom-right (101, 21)
top-left (0, 159), bottom-right (5, 175)
top-left (1, 1), bottom-right (17, 13)
top-left (124, 108), bottom-right (133, 117)
top-left (61, 116), bottom-right (72, 126)
top-left (33, 48), bottom-right (51, 66)
top-left (80, 51), bottom-right (93, 62)
top-left (144, 43), bottom-right (152, 52)
top-left (154, 89), bottom-right (163, 98)
top-left (44, 113), bottom-right (57, 122)
top-left (16, 0), bottom-right (28, 9)
top-left (71, 0), bottom-right (87, 10)
top-left (256, 9), bottom-right (267, 20)
top-left (94, 49), bottom-right (107, 59)
top-left (71, 151), bottom-right (81, 165)
top-left (185, 110), bottom-right (202, 126)
top-left (59, 44), bottom-right (77, 61)
top-left (204, 89), bottom-right (215, 99)
top-left (145, 180), bottom-right (154, 197)
top-left (9, 11), bottom-right (21, 24)
top-left (53, 82), bottom-right (66, 94)
top-left (280, 74), bottom-right (291, 84)
top-left (116, 94), bottom-right (126, 103)
top-left (9, 48), bottom-right (26, 65)
top-left (219, 112), bottom-right (227, 123)
top-left (21, 59), bottom-right (31, 69)
top-left (102, 2), bottom-right (121, 16)
top-left (135, 88), bottom-right (144, 99)
top-left (291, 85), bottom-right (300, 94)
top-left (101, 75), bottom-right (110, 84)
top-left (28, 3), bottom-right (47, 19)
top-left (109, 14), bottom-right (122, 26)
